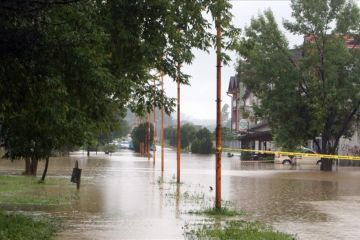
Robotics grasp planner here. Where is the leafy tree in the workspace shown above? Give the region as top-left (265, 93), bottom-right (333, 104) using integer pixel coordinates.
top-left (238, 0), bottom-right (360, 171)
top-left (164, 126), bottom-right (177, 147)
top-left (102, 144), bottom-right (117, 154)
top-left (181, 124), bottom-right (197, 150)
top-left (0, 0), bottom-right (121, 179)
top-left (131, 123), bottom-right (154, 153)
top-left (165, 124), bottom-right (197, 149)
top-left (0, 0), bottom-right (238, 179)
top-left (191, 128), bottom-right (213, 154)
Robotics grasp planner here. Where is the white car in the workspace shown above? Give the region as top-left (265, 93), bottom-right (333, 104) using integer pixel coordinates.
top-left (119, 141), bottom-right (130, 149)
top-left (274, 147), bottom-right (322, 165)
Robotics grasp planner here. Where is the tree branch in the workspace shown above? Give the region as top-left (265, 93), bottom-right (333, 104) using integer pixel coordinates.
top-left (335, 101), bottom-right (360, 142)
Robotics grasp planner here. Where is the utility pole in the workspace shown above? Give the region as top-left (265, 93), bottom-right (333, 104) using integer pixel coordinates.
top-left (143, 118), bottom-right (146, 156)
top-left (161, 73), bottom-right (165, 172)
top-left (215, 6), bottom-right (222, 209)
top-left (153, 79), bottom-right (156, 165)
top-left (177, 64), bottom-right (181, 184)
top-left (147, 113), bottom-right (151, 161)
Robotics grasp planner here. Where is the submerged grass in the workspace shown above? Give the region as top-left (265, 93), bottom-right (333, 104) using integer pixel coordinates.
top-left (0, 211), bottom-right (59, 240)
top-left (0, 175), bottom-right (77, 206)
top-left (184, 220), bottom-right (295, 240)
top-left (158, 177), bottom-right (295, 240)
top-left (188, 206), bottom-right (244, 217)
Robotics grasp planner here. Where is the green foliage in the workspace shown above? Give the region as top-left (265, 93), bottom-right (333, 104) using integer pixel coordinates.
top-left (0, 0), bottom-right (239, 174)
top-left (0, 211), bottom-right (58, 240)
top-left (131, 123), bottom-right (154, 153)
top-left (164, 126), bottom-right (177, 147)
top-left (191, 128), bottom-right (213, 154)
top-left (0, 0), bottom-right (121, 168)
top-left (189, 207), bottom-right (243, 217)
top-left (165, 123), bottom-right (197, 150)
top-left (238, 0), bottom-right (360, 159)
top-left (102, 144), bottom-right (117, 153)
top-left (181, 124), bottom-right (197, 149)
top-left (97, 119), bottom-right (131, 146)
top-left (241, 151), bottom-right (252, 161)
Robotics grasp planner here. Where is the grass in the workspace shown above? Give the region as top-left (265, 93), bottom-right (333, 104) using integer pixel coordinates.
top-left (184, 220), bottom-right (296, 240)
top-left (0, 175), bottom-right (78, 206)
top-left (185, 205), bottom-right (295, 239)
top-left (0, 211), bottom-right (59, 240)
top-left (188, 206), bottom-right (244, 217)
top-left (0, 175), bottom-right (76, 239)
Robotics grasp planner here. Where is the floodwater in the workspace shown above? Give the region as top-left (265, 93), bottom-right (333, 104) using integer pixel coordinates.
top-left (2, 149), bottom-right (360, 239)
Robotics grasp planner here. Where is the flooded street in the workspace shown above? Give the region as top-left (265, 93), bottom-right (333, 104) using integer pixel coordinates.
top-left (2, 149), bottom-right (360, 239)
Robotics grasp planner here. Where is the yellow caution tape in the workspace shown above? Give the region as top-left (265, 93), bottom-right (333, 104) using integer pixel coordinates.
top-left (222, 148), bottom-right (360, 161)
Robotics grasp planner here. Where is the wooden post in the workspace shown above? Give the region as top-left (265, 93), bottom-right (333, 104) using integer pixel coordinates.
top-left (71, 160), bottom-right (81, 190)
top-left (161, 73), bottom-right (165, 172)
top-left (215, 9), bottom-right (222, 209)
top-left (177, 64), bottom-right (181, 184)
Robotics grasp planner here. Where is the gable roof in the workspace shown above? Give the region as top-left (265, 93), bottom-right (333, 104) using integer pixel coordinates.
top-left (227, 76), bottom-right (239, 94)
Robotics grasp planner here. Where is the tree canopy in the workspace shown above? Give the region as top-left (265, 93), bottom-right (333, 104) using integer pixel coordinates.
top-left (164, 123), bottom-right (197, 150)
top-left (191, 127), bottom-right (213, 154)
top-left (0, 0), bottom-right (238, 176)
top-left (238, 0), bottom-right (360, 170)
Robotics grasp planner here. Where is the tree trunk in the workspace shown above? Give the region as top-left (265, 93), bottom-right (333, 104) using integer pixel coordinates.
top-left (320, 135), bottom-right (332, 171)
top-left (40, 157), bottom-right (49, 182)
top-left (320, 158), bottom-right (333, 171)
top-left (87, 148), bottom-right (90, 156)
top-left (23, 157), bottom-right (31, 175)
top-left (29, 156), bottom-right (38, 176)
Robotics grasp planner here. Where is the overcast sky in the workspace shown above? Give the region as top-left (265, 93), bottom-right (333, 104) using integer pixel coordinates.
top-left (163, 0), bottom-right (305, 122)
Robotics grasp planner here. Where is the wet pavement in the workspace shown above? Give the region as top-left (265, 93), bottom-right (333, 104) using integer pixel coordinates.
top-left (2, 149), bottom-right (360, 239)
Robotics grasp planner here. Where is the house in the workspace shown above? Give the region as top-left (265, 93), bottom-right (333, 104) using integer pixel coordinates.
top-left (227, 75), bottom-right (272, 151)
top-left (227, 36), bottom-right (360, 155)
top-left (227, 48), bottom-right (302, 151)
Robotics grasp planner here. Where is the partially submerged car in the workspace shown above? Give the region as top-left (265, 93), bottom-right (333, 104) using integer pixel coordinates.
top-left (274, 147), bottom-right (322, 165)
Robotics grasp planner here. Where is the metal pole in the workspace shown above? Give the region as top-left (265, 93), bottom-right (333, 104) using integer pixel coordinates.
top-left (148, 113), bottom-right (151, 161)
top-left (177, 64), bottom-right (181, 184)
top-left (153, 79), bottom-right (156, 165)
top-left (215, 9), bottom-right (222, 209)
top-left (144, 118), bottom-right (147, 156)
top-left (161, 73), bottom-right (165, 172)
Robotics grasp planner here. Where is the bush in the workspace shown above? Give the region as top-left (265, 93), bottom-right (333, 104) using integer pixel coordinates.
top-left (102, 144), bottom-right (117, 153)
top-left (191, 128), bottom-right (213, 154)
top-left (241, 151), bottom-right (252, 160)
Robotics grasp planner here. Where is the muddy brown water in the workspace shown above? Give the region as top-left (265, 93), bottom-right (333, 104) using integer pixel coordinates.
top-left (1, 149), bottom-right (360, 239)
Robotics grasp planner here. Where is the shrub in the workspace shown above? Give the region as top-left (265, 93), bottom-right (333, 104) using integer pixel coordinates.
top-left (191, 128), bottom-right (213, 154)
